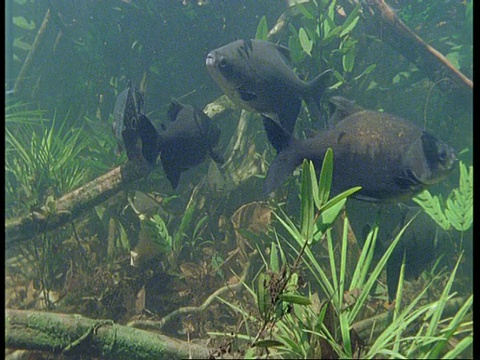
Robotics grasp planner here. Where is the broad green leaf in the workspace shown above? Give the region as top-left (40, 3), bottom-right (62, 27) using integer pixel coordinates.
top-left (320, 186), bottom-right (361, 213)
top-left (269, 242), bottom-right (280, 273)
top-left (255, 15), bottom-right (269, 41)
top-left (342, 49), bottom-right (356, 73)
top-left (316, 198), bottom-right (346, 234)
top-left (339, 312), bottom-right (352, 357)
top-left (300, 160), bottom-right (315, 239)
top-left (257, 273), bottom-right (269, 319)
top-left (295, 3), bottom-right (315, 20)
top-left (317, 148), bottom-right (333, 209)
top-left (299, 27), bottom-right (313, 56)
top-left (413, 190), bottom-right (450, 230)
top-left (321, 25), bottom-right (343, 46)
top-left (13, 16), bottom-right (35, 30)
top-left (340, 4), bottom-right (361, 37)
top-left (278, 293), bottom-right (312, 305)
top-left (253, 339), bottom-right (285, 348)
top-left (13, 38), bottom-right (32, 51)
top-left (288, 34), bottom-right (306, 64)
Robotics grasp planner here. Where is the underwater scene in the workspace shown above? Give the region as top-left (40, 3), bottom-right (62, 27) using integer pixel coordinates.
top-left (5, 0), bottom-right (473, 359)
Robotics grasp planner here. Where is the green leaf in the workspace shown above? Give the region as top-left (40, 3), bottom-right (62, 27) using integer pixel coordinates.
top-left (13, 38), bottom-right (32, 51)
top-left (278, 293), bottom-right (312, 305)
top-left (317, 148), bottom-right (333, 209)
top-left (253, 339), bottom-right (285, 348)
top-left (13, 16), bottom-right (36, 30)
top-left (295, 3), bottom-right (315, 20)
top-left (300, 160), bottom-right (315, 239)
top-left (339, 4), bottom-right (361, 37)
top-left (288, 33), bottom-right (306, 64)
top-left (316, 198), bottom-right (346, 234)
top-left (342, 49), bottom-right (356, 73)
top-left (257, 273), bottom-right (269, 319)
top-left (270, 242), bottom-right (280, 273)
top-left (299, 27), bottom-right (313, 56)
top-left (413, 190), bottom-right (450, 230)
top-left (255, 15), bottom-right (269, 41)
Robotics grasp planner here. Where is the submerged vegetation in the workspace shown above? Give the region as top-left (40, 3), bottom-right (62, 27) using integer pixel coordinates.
top-left (5, 0), bottom-right (472, 358)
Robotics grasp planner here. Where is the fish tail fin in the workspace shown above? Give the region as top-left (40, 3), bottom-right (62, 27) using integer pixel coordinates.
top-left (138, 114), bottom-right (161, 165)
top-left (263, 141), bottom-right (302, 196)
top-left (304, 69), bottom-right (332, 128)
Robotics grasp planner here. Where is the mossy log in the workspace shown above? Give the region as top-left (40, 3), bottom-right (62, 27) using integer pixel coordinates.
top-left (5, 309), bottom-right (210, 359)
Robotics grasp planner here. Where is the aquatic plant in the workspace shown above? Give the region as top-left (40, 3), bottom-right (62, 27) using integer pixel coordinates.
top-left (285, 1), bottom-right (374, 91)
top-left (211, 153), bottom-right (472, 358)
top-left (413, 161), bottom-right (473, 233)
top-left (5, 102), bottom-right (92, 217)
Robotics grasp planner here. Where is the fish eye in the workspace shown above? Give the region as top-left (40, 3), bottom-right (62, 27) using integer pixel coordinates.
top-left (219, 57), bottom-right (228, 68)
top-left (438, 149), bottom-right (446, 161)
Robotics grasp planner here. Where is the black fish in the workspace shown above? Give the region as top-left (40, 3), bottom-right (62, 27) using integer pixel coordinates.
top-left (157, 99), bottom-right (224, 189)
top-left (264, 96), bottom-right (456, 202)
top-left (112, 83), bottom-right (159, 166)
top-left (206, 39), bottom-right (331, 153)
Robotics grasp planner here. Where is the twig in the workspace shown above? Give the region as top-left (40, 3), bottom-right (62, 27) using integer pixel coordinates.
top-left (14, 8), bottom-right (51, 96)
top-left (363, 0), bottom-right (472, 90)
top-left (128, 258), bottom-right (252, 331)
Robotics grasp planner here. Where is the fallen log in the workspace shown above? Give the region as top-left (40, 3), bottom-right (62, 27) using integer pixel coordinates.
top-left (5, 309), bottom-right (210, 359)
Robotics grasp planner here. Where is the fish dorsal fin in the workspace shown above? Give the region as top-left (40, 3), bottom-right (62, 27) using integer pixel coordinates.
top-left (328, 96), bottom-right (363, 125)
top-left (167, 99), bottom-right (184, 122)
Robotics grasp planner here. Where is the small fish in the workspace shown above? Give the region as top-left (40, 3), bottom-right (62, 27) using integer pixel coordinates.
top-left (264, 96), bottom-right (456, 202)
top-left (206, 39), bottom-right (331, 153)
top-left (112, 83), bottom-right (160, 166)
top-left (157, 99), bottom-right (224, 189)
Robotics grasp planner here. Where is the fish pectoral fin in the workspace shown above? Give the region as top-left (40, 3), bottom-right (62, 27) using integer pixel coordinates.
top-left (394, 169), bottom-right (425, 189)
top-left (238, 90), bottom-right (257, 102)
top-left (262, 116), bottom-right (292, 153)
top-left (162, 156), bottom-right (182, 189)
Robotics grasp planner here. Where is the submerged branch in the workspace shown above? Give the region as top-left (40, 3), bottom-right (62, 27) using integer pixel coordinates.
top-left (5, 160), bottom-right (152, 246)
top-left (5, 309), bottom-right (210, 359)
top-left (129, 257), bottom-right (251, 332)
top-left (14, 9), bottom-right (52, 97)
top-left (363, 0), bottom-right (472, 90)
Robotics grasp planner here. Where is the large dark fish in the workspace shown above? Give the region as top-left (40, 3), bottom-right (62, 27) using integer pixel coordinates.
top-left (112, 84), bottom-right (159, 165)
top-left (205, 39), bottom-right (331, 153)
top-left (264, 96), bottom-right (456, 202)
top-left (157, 99), bottom-right (224, 189)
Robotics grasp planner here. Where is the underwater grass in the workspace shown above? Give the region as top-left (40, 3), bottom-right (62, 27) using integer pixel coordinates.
top-left (209, 154), bottom-right (472, 359)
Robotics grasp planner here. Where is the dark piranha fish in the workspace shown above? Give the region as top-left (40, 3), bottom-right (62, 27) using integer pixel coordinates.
top-left (157, 99), bottom-right (224, 189)
top-left (264, 96), bottom-right (456, 202)
top-left (206, 39), bottom-right (330, 153)
top-left (113, 84), bottom-right (159, 166)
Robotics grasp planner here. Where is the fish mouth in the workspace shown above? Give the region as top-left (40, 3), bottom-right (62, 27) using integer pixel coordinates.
top-left (205, 53), bottom-right (215, 67)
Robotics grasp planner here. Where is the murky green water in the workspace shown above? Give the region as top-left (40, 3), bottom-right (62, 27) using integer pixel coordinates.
top-left (6, 1), bottom-right (472, 358)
